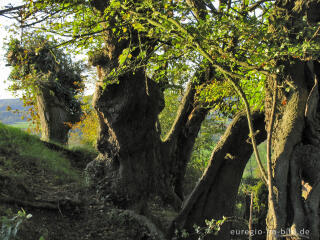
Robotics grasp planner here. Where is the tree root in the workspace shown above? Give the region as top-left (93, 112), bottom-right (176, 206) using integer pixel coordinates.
top-left (0, 194), bottom-right (83, 216)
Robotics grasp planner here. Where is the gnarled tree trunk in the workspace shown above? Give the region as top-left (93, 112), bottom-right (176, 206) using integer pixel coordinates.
top-left (163, 69), bottom-right (213, 200)
top-left (36, 85), bottom-right (75, 145)
top-left (265, 0), bottom-right (320, 238)
top-left (91, 69), bottom-right (177, 209)
top-left (171, 110), bottom-right (266, 240)
top-left (88, 63), bottom-right (213, 210)
top-left (265, 60), bottom-right (320, 240)
top-left (84, 1), bottom-right (216, 211)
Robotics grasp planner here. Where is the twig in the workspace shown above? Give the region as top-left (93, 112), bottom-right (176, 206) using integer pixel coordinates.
top-left (308, 25), bottom-right (320, 43)
top-left (57, 200), bottom-right (64, 217)
top-left (248, 192), bottom-right (254, 240)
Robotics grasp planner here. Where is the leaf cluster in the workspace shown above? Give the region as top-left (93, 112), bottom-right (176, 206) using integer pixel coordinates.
top-left (5, 34), bottom-right (85, 126)
top-left (11, 0), bottom-right (320, 115)
top-left (0, 208), bottom-right (32, 240)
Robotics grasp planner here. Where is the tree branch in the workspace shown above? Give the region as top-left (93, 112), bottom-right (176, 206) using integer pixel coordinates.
top-left (172, 110), bottom-right (266, 239)
top-left (227, 76), bottom-right (268, 184)
top-left (247, 0), bottom-right (274, 11)
top-left (0, 5), bottom-right (24, 16)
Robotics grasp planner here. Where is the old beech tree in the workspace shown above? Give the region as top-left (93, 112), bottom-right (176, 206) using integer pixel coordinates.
top-left (9, 0), bottom-right (320, 239)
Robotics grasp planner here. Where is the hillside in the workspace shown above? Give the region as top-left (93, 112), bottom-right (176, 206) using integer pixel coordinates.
top-left (0, 99), bottom-right (30, 125)
top-left (0, 123), bottom-right (167, 240)
top-left (243, 141), bottom-right (267, 178)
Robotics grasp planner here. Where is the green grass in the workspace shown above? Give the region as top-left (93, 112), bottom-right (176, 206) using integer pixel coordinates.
top-left (8, 121), bottom-right (34, 130)
top-left (0, 122), bottom-right (81, 183)
top-left (243, 141), bottom-right (267, 179)
top-left (68, 145), bottom-right (98, 158)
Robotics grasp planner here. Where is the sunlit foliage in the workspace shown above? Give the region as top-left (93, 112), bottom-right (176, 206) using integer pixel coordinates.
top-left (5, 34), bottom-right (84, 129)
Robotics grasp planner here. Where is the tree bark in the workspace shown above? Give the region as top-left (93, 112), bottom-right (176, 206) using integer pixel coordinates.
top-left (163, 68), bottom-right (213, 200)
top-left (171, 110), bottom-right (266, 240)
top-left (88, 64), bottom-right (212, 210)
top-left (83, 2), bottom-right (183, 209)
top-left (36, 85), bottom-right (75, 145)
top-left (265, 60), bottom-right (320, 240)
top-left (264, 0), bottom-right (320, 239)
top-left (85, 0), bottom-right (214, 210)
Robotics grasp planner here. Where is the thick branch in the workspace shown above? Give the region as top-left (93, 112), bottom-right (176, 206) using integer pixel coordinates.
top-left (0, 5), bottom-right (24, 16)
top-left (227, 78), bottom-right (268, 184)
top-left (163, 67), bottom-right (212, 199)
top-left (164, 81), bottom-right (203, 142)
top-left (0, 195), bottom-right (82, 214)
top-left (247, 0), bottom-right (274, 11)
top-left (186, 0), bottom-right (214, 19)
top-left (171, 110), bottom-right (266, 240)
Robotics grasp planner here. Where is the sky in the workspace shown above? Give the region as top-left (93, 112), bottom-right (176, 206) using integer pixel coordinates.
top-left (0, 0), bottom-right (22, 99)
top-left (0, 0), bottom-right (95, 99)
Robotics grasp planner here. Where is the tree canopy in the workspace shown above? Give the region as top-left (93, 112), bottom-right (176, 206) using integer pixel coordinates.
top-left (7, 0), bottom-right (319, 116)
top-left (2, 0), bottom-right (320, 239)
top-left (5, 34), bottom-right (84, 135)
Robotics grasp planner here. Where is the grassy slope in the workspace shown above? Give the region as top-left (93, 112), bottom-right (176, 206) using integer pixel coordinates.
top-left (8, 122), bottom-right (33, 129)
top-left (0, 123), bottom-right (168, 240)
top-left (0, 122), bottom-right (81, 183)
